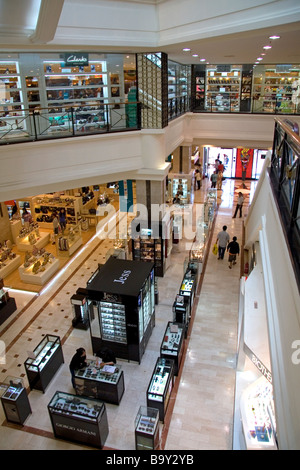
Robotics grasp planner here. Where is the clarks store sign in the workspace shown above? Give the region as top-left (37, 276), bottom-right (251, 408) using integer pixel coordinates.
top-left (64, 53), bottom-right (89, 67)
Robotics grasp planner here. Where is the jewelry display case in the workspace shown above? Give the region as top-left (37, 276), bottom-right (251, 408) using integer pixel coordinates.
top-left (179, 270), bottom-right (196, 310)
top-left (74, 360), bottom-right (125, 405)
top-left (24, 334), bottom-right (64, 392)
top-left (172, 294), bottom-right (190, 336)
top-left (160, 322), bottom-right (185, 375)
top-left (0, 376), bottom-right (32, 425)
top-left (146, 357), bottom-right (175, 422)
top-left (70, 288), bottom-right (91, 330)
top-left (86, 258), bottom-right (155, 363)
top-left (135, 406), bottom-right (160, 450)
top-left (48, 391), bottom-right (109, 449)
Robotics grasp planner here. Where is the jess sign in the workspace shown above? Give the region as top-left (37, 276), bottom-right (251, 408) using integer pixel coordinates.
top-left (64, 53), bottom-right (89, 67)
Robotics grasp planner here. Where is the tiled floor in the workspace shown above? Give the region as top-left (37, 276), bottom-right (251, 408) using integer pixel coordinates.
top-left (0, 177), bottom-right (256, 450)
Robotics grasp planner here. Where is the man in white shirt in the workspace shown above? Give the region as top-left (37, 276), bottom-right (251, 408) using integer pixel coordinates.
top-left (233, 192), bottom-right (244, 218)
top-left (216, 225), bottom-right (230, 260)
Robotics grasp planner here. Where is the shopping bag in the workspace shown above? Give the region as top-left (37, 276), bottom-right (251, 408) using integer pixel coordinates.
top-left (212, 243), bottom-right (218, 255)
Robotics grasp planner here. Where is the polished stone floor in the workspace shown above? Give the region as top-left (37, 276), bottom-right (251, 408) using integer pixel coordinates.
top-left (0, 177), bottom-right (255, 450)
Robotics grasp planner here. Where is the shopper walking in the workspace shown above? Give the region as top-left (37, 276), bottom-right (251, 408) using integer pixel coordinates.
top-left (210, 172), bottom-right (218, 188)
top-left (227, 236), bottom-right (240, 269)
top-left (217, 171), bottom-right (223, 190)
top-left (195, 169), bottom-right (202, 190)
top-left (52, 212), bottom-right (60, 244)
top-left (58, 208), bottom-right (67, 233)
top-left (69, 347), bottom-right (87, 388)
top-left (233, 192), bottom-right (244, 218)
top-left (216, 225), bottom-right (230, 260)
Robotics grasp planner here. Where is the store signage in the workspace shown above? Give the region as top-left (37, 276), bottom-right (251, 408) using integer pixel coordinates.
top-left (103, 293), bottom-right (120, 303)
top-left (216, 65), bottom-right (230, 73)
top-left (113, 269), bottom-right (131, 285)
top-left (244, 343), bottom-right (272, 383)
top-left (64, 53), bottom-right (89, 67)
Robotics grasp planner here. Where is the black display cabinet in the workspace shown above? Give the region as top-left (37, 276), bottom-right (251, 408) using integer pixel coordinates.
top-left (147, 357), bottom-right (175, 422)
top-left (172, 294), bottom-right (190, 336)
top-left (160, 322), bottom-right (185, 376)
top-left (0, 279), bottom-right (17, 326)
top-left (70, 287), bottom-right (92, 330)
top-left (74, 360), bottom-right (125, 405)
top-left (24, 335), bottom-right (64, 392)
top-left (0, 377), bottom-right (32, 425)
top-left (135, 406), bottom-right (160, 450)
top-left (86, 257), bottom-right (155, 364)
top-left (131, 215), bottom-right (173, 278)
top-left (179, 271), bottom-right (196, 311)
top-left (48, 391), bottom-right (109, 449)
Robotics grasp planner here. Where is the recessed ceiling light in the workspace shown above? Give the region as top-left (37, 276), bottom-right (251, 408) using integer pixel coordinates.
top-left (192, 54), bottom-right (198, 57)
top-left (257, 57), bottom-right (263, 61)
top-left (263, 45), bottom-right (272, 49)
top-left (183, 48), bottom-right (191, 52)
top-left (269, 35), bottom-right (280, 40)
top-left (200, 58), bottom-right (206, 62)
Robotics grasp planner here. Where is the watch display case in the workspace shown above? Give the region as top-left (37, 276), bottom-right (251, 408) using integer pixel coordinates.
top-left (0, 376), bottom-right (32, 425)
top-left (172, 295), bottom-right (190, 336)
top-left (24, 334), bottom-right (64, 392)
top-left (74, 360), bottom-right (125, 405)
top-left (86, 258), bottom-right (155, 363)
top-left (135, 406), bottom-right (160, 450)
top-left (179, 270), bottom-right (196, 311)
top-left (160, 322), bottom-right (185, 375)
top-left (70, 288), bottom-right (91, 330)
top-left (48, 391), bottom-right (109, 449)
top-left (147, 357), bottom-right (175, 422)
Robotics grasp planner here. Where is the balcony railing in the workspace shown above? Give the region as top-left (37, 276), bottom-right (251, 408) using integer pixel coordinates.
top-left (269, 117), bottom-right (300, 291)
top-left (0, 101), bottom-right (141, 145)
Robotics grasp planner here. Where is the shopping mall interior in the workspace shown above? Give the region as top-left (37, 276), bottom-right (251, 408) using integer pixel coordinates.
top-left (0, 0), bottom-right (300, 452)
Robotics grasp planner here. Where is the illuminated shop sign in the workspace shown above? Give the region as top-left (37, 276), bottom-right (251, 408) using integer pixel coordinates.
top-left (243, 343), bottom-right (272, 384)
top-left (64, 53), bottom-right (89, 67)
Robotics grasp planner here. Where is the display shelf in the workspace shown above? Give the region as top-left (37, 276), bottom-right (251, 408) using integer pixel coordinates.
top-left (205, 68), bottom-right (241, 112)
top-left (147, 357), bottom-right (175, 422)
top-left (32, 194), bottom-right (80, 228)
top-left (18, 254), bottom-right (59, 286)
top-left (240, 377), bottom-right (277, 450)
top-left (0, 253), bottom-right (21, 279)
top-left (135, 406), bottom-right (160, 450)
top-left (70, 289), bottom-right (91, 330)
top-left (16, 230), bottom-right (50, 252)
top-left (0, 376), bottom-right (32, 425)
top-left (56, 223), bottom-right (82, 257)
top-left (24, 335), bottom-right (64, 392)
top-left (160, 322), bottom-right (185, 375)
top-left (74, 361), bottom-right (125, 405)
top-left (99, 301), bottom-right (127, 344)
top-left (172, 295), bottom-right (190, 336)
top-left (48, 391), bottom-right (109, 449)
top-left (10, 219), bottom-right (22, 243)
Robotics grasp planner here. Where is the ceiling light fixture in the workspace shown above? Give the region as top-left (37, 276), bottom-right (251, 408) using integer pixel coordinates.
top-left (269, 35), bottom-right (280, 40)
top-left (257, 57), bottom-right (263, 61)
top-left (183, 48), bottom-right (191, 52)
top-left (200, 58), bottom-right (206, 62)
top-left (263, 45), bottom-right (272, 49)
top-left (192, 54), bottom-right (198, 57)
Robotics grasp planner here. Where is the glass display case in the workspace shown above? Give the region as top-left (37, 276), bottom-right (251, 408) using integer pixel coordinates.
top-left (205, 66), bottom-right (241, 112)
top-left (147, 357), bottom-right (175, 422)
top-left (70, 288), bottom-right (91, 330)
top-left (135, 406), bottom-right (160, 450)
top-left (179, 269), bottom-right (196, 311)
top-left (74, 360), bottom-right (125, 405)
top-left (48, 391), bottom-right (109, 449)
top-left (24, 335), bottom-right (64, 392)
top-left (0, 376), bottom-right (32, 425)
top-left (160, 322), bottom-right (185, 375)
top-left (86, 258), bottom-right (155, 363)
top-left (172, 294), bottom-right (190, 336)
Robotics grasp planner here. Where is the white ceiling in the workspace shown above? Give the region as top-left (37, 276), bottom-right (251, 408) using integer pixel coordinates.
top-left (0, 0), bottom-right (299, 66)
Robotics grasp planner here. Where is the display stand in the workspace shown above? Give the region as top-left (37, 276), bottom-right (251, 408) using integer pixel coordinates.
top-left (172, 295), bottom-right (190, 336)
top-left (146, 357), bottom-right (175, 422)
top-left (86, 258), bottom-right (155, 363)
top-left (18, 256), bottom-right (60, 286)
top-left (24, 335), bottom-right (64, 392)
top-left (0, 376), bottom-right (31, 425)
top-left (0, 254), bottom-right (21, 279)
top-left (48, 391), bottom-right (109, 449)
top-left (160, 322), bottom-right (185, 375)
top-left (56, 223), bottom-right (82, 257)
top-left (135, 406), bottom-right (160, 450)
top-left (70, 288), bottom-right (91, 330)
top-left (74, 361), bottom-right (125, 405)
top-left (32, 194), bottom-right (80, 228)
top-left (179, 271), bottom-right (196, 311)
top-left (16, 231), bottom-right (50, 252)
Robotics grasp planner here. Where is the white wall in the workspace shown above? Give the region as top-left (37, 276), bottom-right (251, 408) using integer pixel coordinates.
top-left (244, 163), bottom-right (300, 449)
top-left (0, 113), bottom-right (291, 201)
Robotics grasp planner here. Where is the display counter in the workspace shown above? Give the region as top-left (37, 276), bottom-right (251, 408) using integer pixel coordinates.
top-left (74, 360), bottom-right (125, 405)
top-left (48, 391), bottom-right (109, 449)
top-left (0, 254), bottom-right (21, 279)
top-left (18, 256), bottom-right (60, 285)
top-left (135, 406), bottom-right (160, 450)
top-left (16, 231), bottom-right (50, 252)
top-left (160, 322), bottom-right (185, 375)
top-left (172, 295), bottom-right (190, 335)
top-left (24, 335), bottom-right (64, 392)
top-left (0, 376), bottom-right (32, 425)
top-left (146, 357), bottom-right (175, 422)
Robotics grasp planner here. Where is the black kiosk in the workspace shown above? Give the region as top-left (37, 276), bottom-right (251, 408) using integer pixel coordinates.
top-left (86, 257), bottom-right (155, 363)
